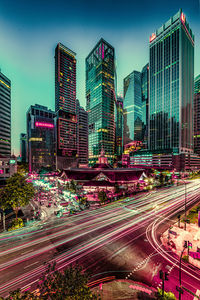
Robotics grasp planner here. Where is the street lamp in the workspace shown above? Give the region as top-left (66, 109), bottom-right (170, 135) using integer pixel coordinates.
top-left (177, 241), bottom-right (187, 300)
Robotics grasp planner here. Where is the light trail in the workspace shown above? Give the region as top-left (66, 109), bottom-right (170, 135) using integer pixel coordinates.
top-left (0, 180), bottom-right (200, 297)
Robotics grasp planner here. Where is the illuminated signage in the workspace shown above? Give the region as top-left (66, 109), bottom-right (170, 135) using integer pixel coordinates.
top-left (35, 122), bottom-right (54, 128)
top-left (9, 160), bottom-right (15, 164)
top-left (181, 12), bottom-right (185, 23)
top-left (29, 138), bottom-right (43, 142)
top-left (149, 33), bottom-right (156, 43)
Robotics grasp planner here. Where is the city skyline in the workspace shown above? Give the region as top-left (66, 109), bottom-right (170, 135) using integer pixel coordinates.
top-left (0, 0), bottom-right (199, 154)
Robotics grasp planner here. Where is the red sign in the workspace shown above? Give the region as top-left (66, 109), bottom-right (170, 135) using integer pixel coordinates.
top-left (35, 122), bottom-right (54, 128)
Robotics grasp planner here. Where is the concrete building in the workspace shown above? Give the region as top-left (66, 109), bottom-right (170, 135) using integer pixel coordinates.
top-left (27, 104), bottom-right (56, 173)
top-left (55, 43), bottom-right (77, 169)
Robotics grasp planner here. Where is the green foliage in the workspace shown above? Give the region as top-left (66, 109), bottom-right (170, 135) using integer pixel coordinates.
top-left (98, 190), bottom-right (107, 205)
top-left (0, 265), bottom-right (99, 299)
top-left (0, 288), bottom-right (39, 299)
top-left (17, 163), bottom-right (29, 176)
top-left (157, 288), bottom-right (177, 299)
top-left (182, 255), bottom-right (189, 262)
top-left (114, 183), bottom-right (120, 194)
top-left (38, 263), bottom-right (99, 299)
top-left (8, 218), bottom-right (24, 231)
top-left (1, 173), bottom-right (35, 220)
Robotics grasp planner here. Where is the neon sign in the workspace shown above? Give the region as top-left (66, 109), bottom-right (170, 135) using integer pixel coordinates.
top-left (149, 33), bottom-right (156, 43)
top-left (35, 122), bottom-right (54, 128)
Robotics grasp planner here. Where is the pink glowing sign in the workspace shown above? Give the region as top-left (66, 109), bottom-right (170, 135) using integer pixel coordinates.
top-left (102, 43), bottom-right (104, 60)
top-left (35, 122), bottom-right (54, 128)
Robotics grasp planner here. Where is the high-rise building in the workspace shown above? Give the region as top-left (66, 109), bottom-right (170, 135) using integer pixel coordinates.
top-left (27, 104), bottom-right (56, 173)
top-left (149, 9), bottom-right (194, 154)
top-left (0, 71), bottom-right (11, 157)
top-left (86, 38), bottom-right (115, 166)
top-left (115, 96), bottom-right (123, 157)
top-left (194, 74), bottom-right (200, 155)
top-left (20, 133), bottom-right (27, 163)
top-left (55, 43), bottom-right (77, 169)
top-left (141, 64), bottom-right (149, 148)
top-left (195, 74), bottom-right (200, 94)
top-left (76, 100), bottom-right (88, 166)
top-left (123, 71), bottom-right (142, 146)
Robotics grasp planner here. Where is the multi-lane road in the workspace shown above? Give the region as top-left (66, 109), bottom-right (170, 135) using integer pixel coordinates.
top-left (0, 180), bottom-right (200, 298)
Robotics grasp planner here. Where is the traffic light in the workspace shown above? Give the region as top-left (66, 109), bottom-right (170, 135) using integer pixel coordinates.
top-left (159, 270), bottom-right (163, 280)
top-left (184, 241), bottom-right (188, 248)
top-left (165, 272), bottom-right (169, 281)
top-left (188, 241), bottom-right (192, 249)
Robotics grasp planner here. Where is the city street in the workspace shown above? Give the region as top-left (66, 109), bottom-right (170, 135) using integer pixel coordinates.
top-left (0, 181), bottom-right (200, 298)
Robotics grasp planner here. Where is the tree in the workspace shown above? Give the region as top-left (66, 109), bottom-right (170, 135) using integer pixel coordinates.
top-left (157, 288), bottom-right (176, 299)
top-left (0, 264), bottom-right (99, 300)
top-left (114, 183), bottom-right (120, 194)
top-left (98, 190), bottom-right (107, 205)
top-left (0, 289), bottom-right (38, 300)
top-left (38, 263), bottom-right (99, 299)
top-left (2, 173), bottom-right (35, 220)
top-left (0, 188), bottom-right (9, 231)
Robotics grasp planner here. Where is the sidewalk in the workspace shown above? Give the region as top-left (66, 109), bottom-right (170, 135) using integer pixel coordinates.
top-left (161, 222), bottom-right (200, 268)
top-left (91, 279), bottom-right (156, 299)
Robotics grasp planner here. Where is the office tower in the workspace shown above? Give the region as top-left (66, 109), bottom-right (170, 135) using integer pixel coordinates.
top-left (55, 43), bottom-right (77, 169)
top-left (194, 74), bottom-right (200, 155)
top-left (20, 133), bottom-right (27, 163)
top-left (27, 104), bottom-right (56, 173)
top-left (195, 74), bottom-right (200, 94)
top-left (76, 100), bottom-right (88, 165)
top-left (123, 71), bottom-right (142, 147)
top-left (115, 96), bottom-right (123, 157)
top-left (86, 38), bottom-right (115, 166)
top-left (141, 63), bottom-right (149, 148)
top-left (0, 71), bottom-right (11, 157)
top-left (149, 9), bottom-right (194, 153)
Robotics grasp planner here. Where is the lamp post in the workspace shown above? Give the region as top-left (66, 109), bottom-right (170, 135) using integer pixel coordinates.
top-left (178, 241), bottom-right (187, 300)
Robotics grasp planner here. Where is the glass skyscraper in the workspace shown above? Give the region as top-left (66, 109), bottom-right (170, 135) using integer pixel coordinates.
top-left (0, 71), bottom-right (11, 157)
top-left (194, 74), bottom-right (200, 155)
top-left (149, 9), bottom-right (194, 154)
top-left (55, 43), bottom-right (77, 169)
top-left (115, 96), bottom-right (123, 157)
top-left (141, 64), bottom-right (149, 148)
top-left (123, 71), bottom-right (142, 146)
top-left (195, 75), bottom-right (200, 94)
top-left (76, 100), bottom-right (88, 165)
top-left (86, 38), bottom-right (115, 166)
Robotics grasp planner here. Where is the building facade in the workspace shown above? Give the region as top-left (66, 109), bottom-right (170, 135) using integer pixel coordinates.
top-left (141, 64), bottom-right (149, 148)
top-left (123, 71), bottom-right (142, 147)
top-left (0, 71), bottom-right (11, 157)
top-left (194, 75), bottom-right (200, 155)
top-left (55, 43), bottom-right (77, 169)
top-left (115, 96), bottom-right (123, 157)
top-left (20, 133), bottom-right (27, 163)
top-left (194, 74), bottom-right (200, 94)
top-left (86, 38), bottom-right (115, 166)
top-left (149, 9), bottom-right (194, 154)
top-left (76, 100), bottom-right (88, 166)
top-left (27, 104), bottom-right (56, 173)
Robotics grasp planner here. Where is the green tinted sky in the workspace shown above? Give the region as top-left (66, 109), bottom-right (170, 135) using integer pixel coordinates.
top-left (0, 0), bottom-right (199, 154)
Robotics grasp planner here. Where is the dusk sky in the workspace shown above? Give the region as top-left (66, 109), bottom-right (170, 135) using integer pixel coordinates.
top-left (0, 0), bottom-right (199, 155)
